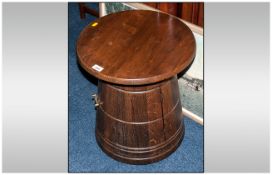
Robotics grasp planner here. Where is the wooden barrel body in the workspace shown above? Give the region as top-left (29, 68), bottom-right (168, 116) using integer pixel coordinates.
top-left (95, 76), bottom-right (184, 164)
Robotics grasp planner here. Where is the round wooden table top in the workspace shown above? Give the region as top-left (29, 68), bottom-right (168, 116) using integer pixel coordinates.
top-left (77, 10), bottom-right (196, 85)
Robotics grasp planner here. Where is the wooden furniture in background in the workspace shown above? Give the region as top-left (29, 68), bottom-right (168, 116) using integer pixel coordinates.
top-left (79, 3), bottom-right (99, 19)
top-left (144, 2), bottom-right (204, 27)
top-left (77, 10), bottom-right (196, 164)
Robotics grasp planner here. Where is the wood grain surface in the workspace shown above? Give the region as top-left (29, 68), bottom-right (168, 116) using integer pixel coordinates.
top-left (96, 77), bottom-right (184, 164)
top-left (77, 10), bottom-right (196, 85)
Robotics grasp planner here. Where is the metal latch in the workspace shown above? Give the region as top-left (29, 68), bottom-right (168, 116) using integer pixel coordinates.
top-left (91, 94), bottom-right (101, 109)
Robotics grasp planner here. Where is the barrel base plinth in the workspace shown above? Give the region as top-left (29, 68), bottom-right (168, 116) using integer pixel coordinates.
top-left (95, 77), bottom-right (184, 164)
top-left (96, 122), bottom-right (185, 165)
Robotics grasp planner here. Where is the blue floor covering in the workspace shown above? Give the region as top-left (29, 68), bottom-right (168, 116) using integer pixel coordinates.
top-left (68, 3), bottom-right (203, 173)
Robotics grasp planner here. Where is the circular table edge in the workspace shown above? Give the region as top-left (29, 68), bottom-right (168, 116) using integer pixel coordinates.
top-left (76, 10), bottom-right (197, 85)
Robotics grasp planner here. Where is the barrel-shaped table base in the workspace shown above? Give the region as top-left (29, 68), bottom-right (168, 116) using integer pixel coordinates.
top-left (95, 76), bottom-right (184, 164)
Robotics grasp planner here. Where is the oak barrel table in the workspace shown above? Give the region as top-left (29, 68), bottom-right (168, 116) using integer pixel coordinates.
top-left (77, 10), bottom-right (196, 164)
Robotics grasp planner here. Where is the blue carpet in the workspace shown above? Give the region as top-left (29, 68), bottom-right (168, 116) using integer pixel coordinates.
top-left (68, 3), bottom-right (203, 173)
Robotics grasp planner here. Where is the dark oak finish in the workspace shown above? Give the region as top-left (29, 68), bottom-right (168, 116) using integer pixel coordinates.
top-left (77, 10), bottom-right (196, 85)
top-left (96, 77), bottom-right (184, 164)
top-left (76, 10), bottom-right (196, 164)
